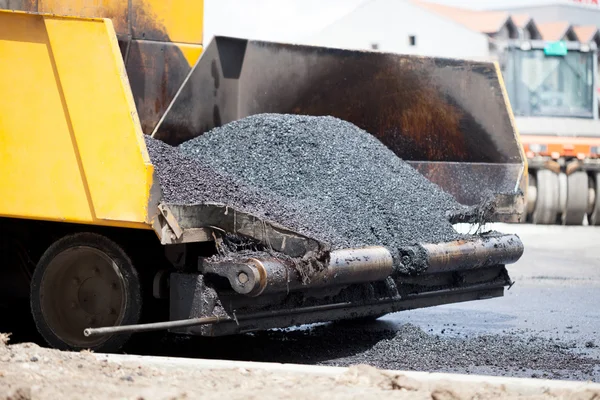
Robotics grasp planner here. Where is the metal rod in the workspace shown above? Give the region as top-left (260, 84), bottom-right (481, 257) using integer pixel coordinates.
top-left (83, 280), bottom-right (507, 338)
top-left (83, 315), bottom-right (232, 337)
top-left (84, 303), bottom-right (358, 337)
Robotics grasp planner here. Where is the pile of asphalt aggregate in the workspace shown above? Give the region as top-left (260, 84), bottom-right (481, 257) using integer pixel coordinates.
top-left (173, 114), bottom-right (467, 253)
top-left (145, 136), bottom-right (338, 244)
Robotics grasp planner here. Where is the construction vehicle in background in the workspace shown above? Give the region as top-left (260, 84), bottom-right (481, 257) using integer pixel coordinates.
top-left (501, 34), bottom-right (600, 225)
top-left (0, 1), bottom-right (526, 352)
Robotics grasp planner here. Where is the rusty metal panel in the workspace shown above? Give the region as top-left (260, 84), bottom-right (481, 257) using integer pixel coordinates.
top-left (164, 203), bottom-right (327, 258)
top-left (154, 37), bottom-right (522, 164)
top-left (0, 0), bottom-right (37, 11)
top-left (131, 0), bottom-right (203, 44)
top-left (117, 37), bottom-right (129, 59)
top-left (126, 39), bottom-right (201, 133)
top-left (38, 0), bottom-right (129, 36)
top-left (153, 37), bottom-right (526, 220)
top-left (153, 37), bottom-right (246, 144)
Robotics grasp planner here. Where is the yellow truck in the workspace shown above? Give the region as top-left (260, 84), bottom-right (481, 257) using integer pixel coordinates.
top-left (0, 1), bottom-right (526, 352)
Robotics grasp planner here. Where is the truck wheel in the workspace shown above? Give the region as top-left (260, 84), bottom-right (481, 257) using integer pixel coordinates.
top-left (526, 173), bottom-right (537, 219)
top-left (532, 170), bottom-right (559, 225)
top-left (563, 171), bottom-right (588, 225)
top-left (589, 173), bottom-right (600, 226)
top-left (30, 233), bottom-right (141, 352)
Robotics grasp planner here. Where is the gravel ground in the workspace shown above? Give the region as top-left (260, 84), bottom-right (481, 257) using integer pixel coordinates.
top-left (317, 324), bottom-right (600, 381)
top-left (127, 321), bottom-right (600, 383)
top-left (0, 335), bottom-right (597, 400)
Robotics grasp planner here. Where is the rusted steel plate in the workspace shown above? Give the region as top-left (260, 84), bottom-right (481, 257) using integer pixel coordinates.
top-left (126, 39), bottom-right (193, 134)
top-left (154, 37), bottom-right (522, 165)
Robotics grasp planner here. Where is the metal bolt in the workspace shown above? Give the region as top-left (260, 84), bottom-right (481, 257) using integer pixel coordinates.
top-left (237, 272), bottom-right (249, 284)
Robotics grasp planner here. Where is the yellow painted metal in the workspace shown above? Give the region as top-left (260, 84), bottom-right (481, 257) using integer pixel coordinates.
top-left (33, 0), bottom-right (205, 48)
top-left (177, 43), bottom-right (205, 67)
top-left (0, 0), bottom-right (206, 120)
top-left (131, 0), bottom-right (204, 45)
top-left (0, 11), bottom-right (154, 229)
top-left (38, 0), bottom-right (130, 36)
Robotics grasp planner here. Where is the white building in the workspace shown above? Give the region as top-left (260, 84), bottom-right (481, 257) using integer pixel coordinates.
top-left (204, 0), bottom-right (599, 122)
top-left (298, 0), bottom-right (491, 59)
top-left (205, 0), bottom-right (494, 59)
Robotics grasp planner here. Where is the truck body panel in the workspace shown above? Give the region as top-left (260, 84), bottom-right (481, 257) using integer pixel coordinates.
top-left (0, 3), bottom-right (528, 351)
top-left (0, 11), bottom-right (154, 228)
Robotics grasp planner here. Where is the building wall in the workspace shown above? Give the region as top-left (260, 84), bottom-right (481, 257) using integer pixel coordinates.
top-left (303, 0), bottom-right (490, 59)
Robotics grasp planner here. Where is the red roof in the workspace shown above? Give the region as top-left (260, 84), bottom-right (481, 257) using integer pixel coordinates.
top-left (573, 25), bottom-right (599, 42)
top-left (511, 14), bottom-right (532, 29)
top-left (414, 1), bottom-right (511, 34)
top-left (537, 22), bottom-right (574, 41)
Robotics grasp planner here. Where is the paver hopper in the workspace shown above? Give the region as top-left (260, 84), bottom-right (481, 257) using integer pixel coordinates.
top-left (0, 3), bottom-right (526, 352)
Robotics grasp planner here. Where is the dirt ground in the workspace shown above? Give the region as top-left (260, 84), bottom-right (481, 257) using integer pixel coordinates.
top-left (0, 334), bottom-right (598, 400)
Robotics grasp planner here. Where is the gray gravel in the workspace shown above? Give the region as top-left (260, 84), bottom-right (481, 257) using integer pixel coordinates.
top-left (317, 324), bottom-right (600, 381)
top-left (145, 136), bottom-right (337, 243)
top-left (130, 322), bottom-right (600, 382)
top-left (166, 114), bottom-right (466, 255)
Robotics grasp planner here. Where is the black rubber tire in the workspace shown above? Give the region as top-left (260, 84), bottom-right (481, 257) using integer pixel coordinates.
top-left (589, 173), bottom-right (600, 226)
top-left (563, 171), bottom-right (588, 225)
top-left (30, 232), bottom-right (142, 352)
top-left (532, 170), bottom-right (559, 225)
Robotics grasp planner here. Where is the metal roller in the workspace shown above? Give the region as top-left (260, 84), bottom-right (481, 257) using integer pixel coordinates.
top-left (202, 235), bottom-right (523, 296)
top-left (419, 234), bottom-right (524, 273)
top-left (200, 246), bottom-right (394, 297)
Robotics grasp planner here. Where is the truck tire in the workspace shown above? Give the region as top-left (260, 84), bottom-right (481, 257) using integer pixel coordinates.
top-left (563, 171), bottom-right (588, 225)
top-left (590, 173), bottom-right (600, 226)
top-left (532, 170), bottom-right (559, 225)
top-left (30, 232), bottom-right (142, 352)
